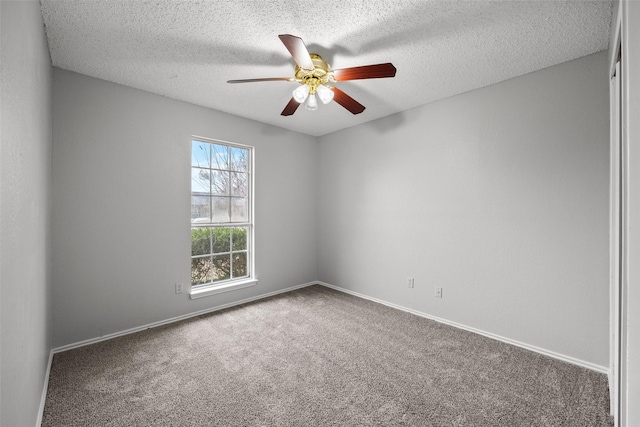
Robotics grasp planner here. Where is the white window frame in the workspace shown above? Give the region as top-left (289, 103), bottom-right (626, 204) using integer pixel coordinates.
top-left (189, 136), bottom-right (256, 299)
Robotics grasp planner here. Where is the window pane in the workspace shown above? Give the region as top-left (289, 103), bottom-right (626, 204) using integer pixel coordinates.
top-left (212, 197), bottom-right (230, 222)
top-left (191, 139), bottom-right (252, 288)
top-left (230, 147), bottom-right (248, 172)
top-left (191, 256), bottom-right (212, 285)
top-left (232, 252), bottom-right (247, 278)
top-left (212, 227), bottom-right (230, 253)
top-left (231, 172), bottom-right (248, 197)
top-left (232, 227), bottom-right (247, 251)
top-left (191, 140), bottom-right (210, 168)
top-left (191, 168), bottom-right (210, 194)
top-left (211, 144), bottom-right (229, 170)
top-left (212, 254), bottom-right (231, 281)
top-left (231, 198), bottom-right (247, 222)
top-left (211, 170), bottom-right (229, 196)
top-left (191, 227), bottom-right (211, 256)
top-left (191, 196), bottom-right (210, 223)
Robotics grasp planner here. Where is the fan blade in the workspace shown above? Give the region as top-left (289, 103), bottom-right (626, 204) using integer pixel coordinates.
top-left (331, 87), bottom-right (365, 114)
top-left (281, 97), bottom-right (301, 116)
top-left (278, 34), bottom-right (315, 71)
top-left (332, 63), bottom-right (396, 81)
top-left (227, 77), bottom-right (294, 83)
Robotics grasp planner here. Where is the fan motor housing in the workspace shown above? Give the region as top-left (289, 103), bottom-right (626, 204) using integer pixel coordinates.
top-left (294, 54), bottom-right (333, 92)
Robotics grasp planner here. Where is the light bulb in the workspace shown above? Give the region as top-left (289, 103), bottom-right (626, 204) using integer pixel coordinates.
top-left (316, 85), bottom-right (334, 104)
top-left (293, 85), bottom-right (310, 103)
top-left (305, 93), bottom-right (318, 111)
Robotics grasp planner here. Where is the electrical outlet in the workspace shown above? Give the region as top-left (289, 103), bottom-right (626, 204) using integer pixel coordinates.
top-left (175, 283), bottom-right (183, 294)
top-left (407, 277), bottom-right (414, 288)
top-left (435, 287), bottom-right (443, 298)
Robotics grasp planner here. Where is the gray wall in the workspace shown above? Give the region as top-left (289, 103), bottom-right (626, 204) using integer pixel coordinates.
top-left (1, 1), bottom-right (53, 426)
top-left (317, 52), bottom-right (610, 368)
top-left (0, 8), bottom-right (616, 422)
top-left (52, 69), bottom-right (318, 347)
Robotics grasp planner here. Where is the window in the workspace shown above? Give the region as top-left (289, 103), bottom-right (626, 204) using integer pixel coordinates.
top-left (190, 137), bottom-right (254, 297)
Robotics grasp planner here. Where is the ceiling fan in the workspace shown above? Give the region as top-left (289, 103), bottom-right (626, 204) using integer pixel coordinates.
top-left (227, 34), bottom-right (397, 116)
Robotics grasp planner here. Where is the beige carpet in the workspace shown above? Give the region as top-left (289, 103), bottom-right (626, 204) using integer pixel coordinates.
top-left (42, 285), bottom-right (613, 426)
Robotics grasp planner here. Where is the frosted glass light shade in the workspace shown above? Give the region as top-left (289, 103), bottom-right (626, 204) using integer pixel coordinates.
top-left (293, 85), bottom-right (310, 103)
top-left (304, 93), bottom-right (318, 111)
top-left (316, 85), bottom-right (334, 104)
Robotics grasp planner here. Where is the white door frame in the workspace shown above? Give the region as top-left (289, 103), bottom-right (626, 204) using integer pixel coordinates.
top-left (609, 58), bottom-right (621, 423)
top-left (608, 3), bottom-right (622, 425)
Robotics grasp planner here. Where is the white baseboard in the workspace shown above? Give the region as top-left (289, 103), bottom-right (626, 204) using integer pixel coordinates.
top-left (36, 350), bottom-right (54, 427)
top-left (316, 281), bottom-right (608, 375)
top-left (51, 281), bottom-right (316, 354)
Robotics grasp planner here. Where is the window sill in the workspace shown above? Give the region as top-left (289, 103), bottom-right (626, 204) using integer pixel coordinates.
top-left (189, 278), bottom-right (258, 299)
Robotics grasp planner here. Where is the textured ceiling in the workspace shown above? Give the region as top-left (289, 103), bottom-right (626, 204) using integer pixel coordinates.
top-left (40, 1), bottom-right (612, 137)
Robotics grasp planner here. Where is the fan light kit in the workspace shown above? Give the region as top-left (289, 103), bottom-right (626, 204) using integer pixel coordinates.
top-left (227, 34), bottom-right (396, 116)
